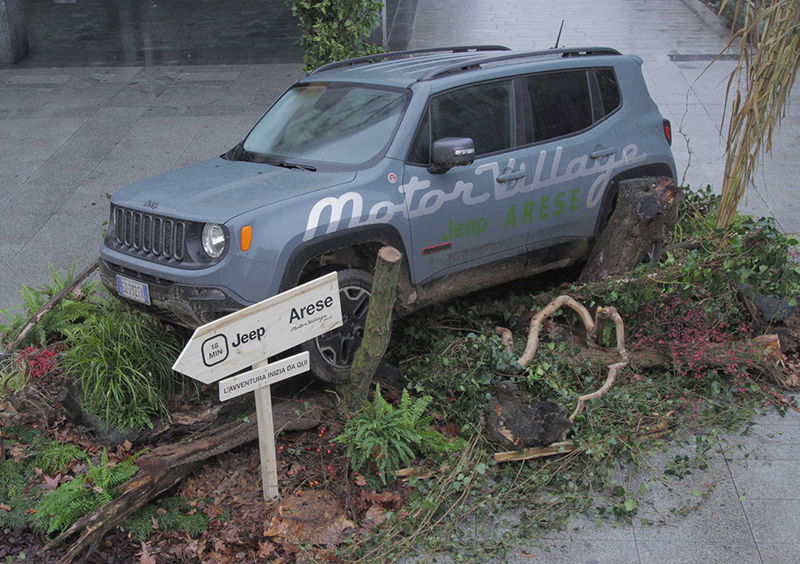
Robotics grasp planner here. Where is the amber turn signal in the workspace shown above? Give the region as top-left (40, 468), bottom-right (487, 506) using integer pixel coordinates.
top-left (240, 226), bottom-right (253, 251)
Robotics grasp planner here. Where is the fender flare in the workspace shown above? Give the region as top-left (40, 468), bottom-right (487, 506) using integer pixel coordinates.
top-left (278, 224), bottom-right (410, 292)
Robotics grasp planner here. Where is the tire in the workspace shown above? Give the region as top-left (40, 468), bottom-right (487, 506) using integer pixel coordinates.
top-left (301, 268), bottom-right (373, 384)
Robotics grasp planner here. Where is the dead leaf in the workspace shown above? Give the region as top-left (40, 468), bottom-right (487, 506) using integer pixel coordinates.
top-left (155, 508), bottom-right (167, 515)
top-left (150, 516), bottom-right (160, 530)
top-left (0, 503), bottom-right (11, 511)
top-left (42, 474), bottom-right (61, 490)
top-left (139, 542), bottom-right (157, 564)
top-left (354, 475), bottom-right (367, 487)
top-left (264, 490), bottom-right (355, 545)
top-left (364, 491), bottom-right (403, 507)
top-left (9, 446), bottom-right (26, 462)
top-left (363, 504), bottom-right (386, 527)
top-left (256, 541), bottom-right (276, 560)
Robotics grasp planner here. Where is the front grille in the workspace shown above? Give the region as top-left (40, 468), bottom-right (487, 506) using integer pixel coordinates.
top-left (111, 206), bottom-right (188, 263)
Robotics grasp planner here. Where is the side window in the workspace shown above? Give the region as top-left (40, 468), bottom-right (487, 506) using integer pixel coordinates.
top-left (409, 80), bottom-right (514, 163)
top-left (525, 70), bottom-right (593, 142)
top-left (595, 68), bottom-right (621, 117)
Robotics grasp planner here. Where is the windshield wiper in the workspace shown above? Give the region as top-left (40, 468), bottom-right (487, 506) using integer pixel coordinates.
top-left (223, 143), bottom-right (315, 171)
top-left (260, 159), bottom-right (317, 172)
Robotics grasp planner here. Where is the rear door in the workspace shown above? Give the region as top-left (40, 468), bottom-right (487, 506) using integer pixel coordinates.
top-left (521, 67), bottom-right (627, 250)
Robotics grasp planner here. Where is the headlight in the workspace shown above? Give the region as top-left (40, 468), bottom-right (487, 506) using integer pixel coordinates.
top-left (202, 223), bottom-right (226, 259)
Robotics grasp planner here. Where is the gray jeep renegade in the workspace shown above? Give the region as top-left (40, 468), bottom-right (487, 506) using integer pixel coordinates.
top-left (99, 45), bottom-right (676, 382)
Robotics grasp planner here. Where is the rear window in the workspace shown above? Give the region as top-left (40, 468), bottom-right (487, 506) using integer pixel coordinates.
top-left (596, 68), bottom-right (621, 116)
top-left (525, 70), bottom-right (593, 143)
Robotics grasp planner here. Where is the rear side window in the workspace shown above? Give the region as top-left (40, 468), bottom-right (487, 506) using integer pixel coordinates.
top-left (525, 70), bottom-right (593, 143)
top-left (596, 68), bottom-right (621, 116)
top-left (409, 80), bottom-right (514, 163)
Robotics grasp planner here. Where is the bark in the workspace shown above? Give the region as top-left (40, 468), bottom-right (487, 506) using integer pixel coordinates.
top-left (338, 246), bottom-right (403, 413)
top-left (579, 177), bottom-right (682, 283)
top-left (44, 398), bottom-right (324, 563)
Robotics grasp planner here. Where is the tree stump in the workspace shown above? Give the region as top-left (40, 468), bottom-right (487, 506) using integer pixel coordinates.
top-left (338, 246), bottom-right (403, 413)
top-left (579, 177), bottom-right (681, 283)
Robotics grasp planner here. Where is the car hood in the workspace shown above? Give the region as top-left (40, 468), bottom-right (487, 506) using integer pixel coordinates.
top-left (111, 158), bottom-right (357, 223)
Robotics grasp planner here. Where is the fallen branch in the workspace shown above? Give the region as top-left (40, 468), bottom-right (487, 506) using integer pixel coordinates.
top-left (45, 397), bottom-right (324, 563)
top-left (494, 440), bottom-right (577, 463)
top-left (508, 295), bottom-right (629, 425)
top-left (5, 260), bottom-right (99, 352)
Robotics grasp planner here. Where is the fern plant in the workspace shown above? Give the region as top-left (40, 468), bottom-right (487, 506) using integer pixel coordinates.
top-left (0, 265), bottom-right (99, 347)
top-left (34, 441), bottom-right (88, 475)
top-left (338, 385), bottom-right (458, 485)
top-left (32, 449), bottom-right (141, 536)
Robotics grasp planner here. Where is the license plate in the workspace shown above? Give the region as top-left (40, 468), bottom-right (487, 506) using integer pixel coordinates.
top-left (116, 275), bottom-right (151, 305)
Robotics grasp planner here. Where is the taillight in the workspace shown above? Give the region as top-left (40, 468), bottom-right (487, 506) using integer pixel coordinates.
top-left (663, 119), bottom-right (672, 146)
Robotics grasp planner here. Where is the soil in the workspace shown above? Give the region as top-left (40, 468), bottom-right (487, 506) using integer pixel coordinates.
top-left (0, 374), bottom-right (407, 564)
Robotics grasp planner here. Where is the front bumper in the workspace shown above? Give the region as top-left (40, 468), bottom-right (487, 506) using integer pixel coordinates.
top-left (99, 260), bottom-right (249, 329)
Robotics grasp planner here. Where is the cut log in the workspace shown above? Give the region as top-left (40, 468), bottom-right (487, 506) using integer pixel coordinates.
top-left (339, 246), bottom-right (403, 413)
top-left (579, 177), bottom-right (681, 283)
top-left (485, 381), bottom-right (572, 448)
top-left (44, 397), bottom-right (324, 563)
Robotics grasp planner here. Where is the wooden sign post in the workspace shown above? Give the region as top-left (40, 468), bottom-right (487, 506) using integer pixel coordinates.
top-left (173, 273), bottom-right (342, 500)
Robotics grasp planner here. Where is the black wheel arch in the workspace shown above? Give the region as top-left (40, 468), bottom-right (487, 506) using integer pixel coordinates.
top-left (278, 224), bottom-right (410, 292)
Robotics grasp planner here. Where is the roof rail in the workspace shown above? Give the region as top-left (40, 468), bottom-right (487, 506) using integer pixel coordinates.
top-left (418, 47), bottom-right (622, 81)
top-left (310, 45), bottom-right (511, 75)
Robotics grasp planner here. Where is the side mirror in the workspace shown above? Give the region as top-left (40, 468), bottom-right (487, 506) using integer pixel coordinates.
top-left (428, 137), bottom-right (475, 174)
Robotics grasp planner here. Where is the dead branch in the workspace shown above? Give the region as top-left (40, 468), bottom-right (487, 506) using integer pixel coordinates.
top-left (493, 440), bottom-right (577, 463)
top-left (494, 326), bottom-right (514, 352)
top-left (518, 295), bottom-right (598, 367)
top-left (45, 397), bottom-right (324, 563)
top-left (5, 260), bottom-right (99, 351)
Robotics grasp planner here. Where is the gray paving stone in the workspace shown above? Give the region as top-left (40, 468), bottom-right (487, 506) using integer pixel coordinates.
top-left (728, 459), bottom-right (800, 500)
top-left (637, 540), bottom-right (760, 564)
top-left (742, 499), bottom-right (800, 544)
top-left (758, 543), bottom-right (800, 564)
top-left (510, 539), bottom-right (640, 563)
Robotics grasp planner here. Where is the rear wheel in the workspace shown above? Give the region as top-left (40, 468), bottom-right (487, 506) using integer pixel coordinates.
top-left (301, 268), bottom-right (372, 383)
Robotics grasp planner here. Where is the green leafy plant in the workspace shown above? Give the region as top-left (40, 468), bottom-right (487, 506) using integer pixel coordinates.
top-left (33, 449), bottom-right (141, 536)
top-left (63, 303), bottom-right (185, 431)
top-left (35, 442), bottom-right (88, 475)
top-left (289, 0), bottom-right (385, 71)
top-left (124, 497), bottom-right (228, 541)
top-left (0, 265), bottom-right (99, 347)
top-left (338, 385), bottom-right (458, 484)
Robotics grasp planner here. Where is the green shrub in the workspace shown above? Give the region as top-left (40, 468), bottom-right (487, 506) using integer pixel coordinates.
top-left (338, 385), bottom-right (458, 485)
top-left (0, 265), bottom-right (99, 347)
top-left (63, 303), bottom-right (185, 431)
top-left (289, 0), bottom-right (385, 71)
top-left (33, 449), bottom-right (140, 536)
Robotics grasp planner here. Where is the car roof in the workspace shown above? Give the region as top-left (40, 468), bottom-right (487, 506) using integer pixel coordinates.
top-left (303, 46), bottom-right (623, 88)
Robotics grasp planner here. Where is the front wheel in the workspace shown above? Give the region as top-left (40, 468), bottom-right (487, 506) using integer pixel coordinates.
top-left (301, 268), bottom-right (372, 384)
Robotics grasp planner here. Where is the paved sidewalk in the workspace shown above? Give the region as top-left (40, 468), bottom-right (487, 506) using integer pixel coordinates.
top-left (0, 1), bottom-right (798, 562)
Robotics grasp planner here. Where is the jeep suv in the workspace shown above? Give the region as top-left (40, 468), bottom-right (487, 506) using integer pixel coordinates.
top-left (99, 45), bottom-right (675, 382)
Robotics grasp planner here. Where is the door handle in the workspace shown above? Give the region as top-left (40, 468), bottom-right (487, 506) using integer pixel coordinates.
top-left (497, 170), bottom-right (526, 183)
top-left (589, 147), bottom-right (616, 159)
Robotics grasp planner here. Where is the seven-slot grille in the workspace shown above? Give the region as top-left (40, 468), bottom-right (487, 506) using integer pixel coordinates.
top-left (112, 205), bottom-right (187, 262)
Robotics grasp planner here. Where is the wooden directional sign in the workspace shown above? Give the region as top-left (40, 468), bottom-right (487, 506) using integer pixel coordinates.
top-left (171, 272), bottom-right (344, 501)
top-left (172, 272), bottom-right (341, 383)
top-left (218, 351), bottom-right (310, 402)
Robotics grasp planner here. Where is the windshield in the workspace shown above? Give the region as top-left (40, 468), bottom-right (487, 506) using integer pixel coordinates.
top-left (242, 83), bottom-right (409, 167)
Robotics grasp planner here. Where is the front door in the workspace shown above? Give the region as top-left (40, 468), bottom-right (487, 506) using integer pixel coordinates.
top-left (402, 79), bottom-right (534, 284)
